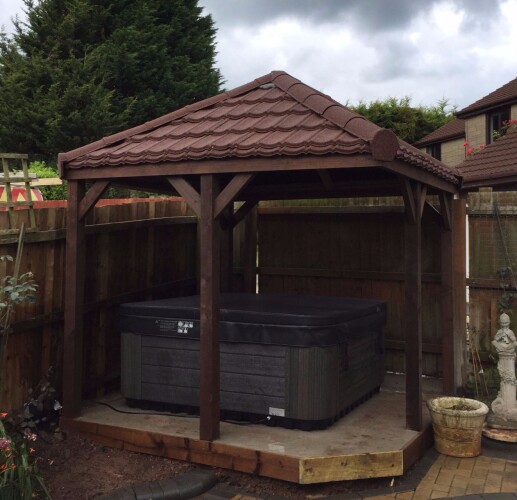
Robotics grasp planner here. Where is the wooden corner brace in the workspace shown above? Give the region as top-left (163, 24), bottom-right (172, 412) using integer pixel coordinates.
top-left (168, 174), bottom-right (254, 221)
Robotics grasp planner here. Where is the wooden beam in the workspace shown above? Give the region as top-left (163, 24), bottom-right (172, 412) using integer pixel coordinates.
top-left (452, 198), bottom-right (467, 390)
top-left (214, 174), bottom-right (254, 219)
top-left (317, 169), bottom-right (334, 191)
top-left (245, 179), bottom-right (401, 201)
top-left (383, 159), bottom-right (458, 194)
top-left (403, 180), bottom-right (423, 431)
top-left (258, 266), bottom-right (440, 283)
top-left (220, 205), bottom-right (233, 293)
top-left (199, 174), bottom-right (221, 441)
top-left (78, 180), bottom-right (111, 221)
top-left (439, 192), bottom-right (452, 231)
top-left (243, 205), bottom-right (258, 293)
top-left (258, 206), bottom-right (405, 215)
top-left (231, 199), bottom-right (258, 228)
top-left (418, 185), bottom-right (427, 219)
top-left (399, 178), bottom-right (417, 225)
top-left (64, 154), bottom-right (384, 180)
top-left (441, 210), bottom-right (454, 394)
top-left (168, 177), bottom-right (201, 217)
top-left (62, 180), bottom-right (86, 418)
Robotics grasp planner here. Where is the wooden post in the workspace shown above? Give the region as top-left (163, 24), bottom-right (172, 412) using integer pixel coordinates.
top-left (62, 180), bottom-right (86, 418)
top-left (199, 174), bottom-right (221, 441)
top-left (404, 181), bottom-right (423, 431)
top-left (452, 198), bottom-right (467, 390)
top-left (220, 206), bottom-right (233, 293)
top-left (440, 193), bottom-right (454, 394)
top-left (243, 206), bottom-right (258, 293)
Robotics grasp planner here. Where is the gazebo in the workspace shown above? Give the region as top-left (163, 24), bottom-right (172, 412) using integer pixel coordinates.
top-left (58, 71), bottom-right (466, 471)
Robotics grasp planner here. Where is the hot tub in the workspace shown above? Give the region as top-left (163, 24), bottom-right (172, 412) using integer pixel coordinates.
top-left (120, 293), bottom-right (385, 429)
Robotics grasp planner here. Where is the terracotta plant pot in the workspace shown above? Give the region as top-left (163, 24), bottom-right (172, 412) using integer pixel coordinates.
top-left (427, 396), bottom-right (489, 457)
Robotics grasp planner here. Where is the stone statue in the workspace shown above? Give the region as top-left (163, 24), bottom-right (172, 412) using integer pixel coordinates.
top-left (488, 313), bottom-right (517, 429)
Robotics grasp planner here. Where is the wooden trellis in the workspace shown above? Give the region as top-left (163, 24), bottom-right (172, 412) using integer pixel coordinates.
top-left (0, 153), bottom-right (36, 231)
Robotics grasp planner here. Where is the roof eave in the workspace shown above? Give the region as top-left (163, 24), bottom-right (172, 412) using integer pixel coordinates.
top-left (414, 132), bottom-right (465, 148)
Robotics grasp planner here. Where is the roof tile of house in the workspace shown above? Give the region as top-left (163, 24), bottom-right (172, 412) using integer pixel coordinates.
top-left (456, 77), bottom-right (517, 117)
top-left (457, 126), bottom-right (517, 184)
top-left (413, 118), bottom-right (465, 147)
top-left (59, 71), bottom-right (458, 184)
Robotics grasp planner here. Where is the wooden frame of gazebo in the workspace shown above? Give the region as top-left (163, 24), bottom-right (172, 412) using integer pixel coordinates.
top-left (58, 71), bottom-right (466, 457)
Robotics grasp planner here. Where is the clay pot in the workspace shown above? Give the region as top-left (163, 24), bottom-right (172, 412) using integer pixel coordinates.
top-left (427, 397), bottom-right (489, 457)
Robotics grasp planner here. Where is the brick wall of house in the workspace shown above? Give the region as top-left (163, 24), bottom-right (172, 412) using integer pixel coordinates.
top-left (441, 137), bottom-right (466, 166)
top-left (465, 114), bottom-right (487, 147)
top-left (512, 103), bottom-right (517, 119)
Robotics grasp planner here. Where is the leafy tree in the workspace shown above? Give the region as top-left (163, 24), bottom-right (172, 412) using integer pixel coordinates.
top-left (0, 0), bottom-right (222, 159)
top-left (349, 97), bottom-right (455, 144)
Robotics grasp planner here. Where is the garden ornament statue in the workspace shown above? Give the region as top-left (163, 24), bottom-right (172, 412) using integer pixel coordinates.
top-left (487, 313), bottom-right (517, 431)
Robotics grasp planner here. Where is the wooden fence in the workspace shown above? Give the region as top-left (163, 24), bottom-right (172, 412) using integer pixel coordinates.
top-left (0, 199), bottom-right (198, 409)
top-left (257, 201), bottom-right (443, 376)
top-left (1, 192), bottom-right (514, 409)
top-left (467, 191), bottom-right (517, 356)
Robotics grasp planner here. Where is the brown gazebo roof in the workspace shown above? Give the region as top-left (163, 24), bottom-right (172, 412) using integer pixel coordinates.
top-left (458, 127), bottom-right (517, 189)
top-left (59, 71), bottom-right (458, 185)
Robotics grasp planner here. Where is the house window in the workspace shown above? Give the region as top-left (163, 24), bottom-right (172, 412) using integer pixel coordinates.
top-left (488, 107), bottom-right (510, 143)
top-left (426, 143), bottom-right (441, 161)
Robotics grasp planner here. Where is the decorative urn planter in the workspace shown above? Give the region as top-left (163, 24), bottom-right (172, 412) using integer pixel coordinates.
top-left (427, 396), bottom-right (489, 457)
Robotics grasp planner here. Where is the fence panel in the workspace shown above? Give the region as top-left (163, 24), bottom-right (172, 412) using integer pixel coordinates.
top-left (257, 203), bottom-right (443, 376)
top-left (0, 199), bottom-right (197, 409)
top-left (467, 191), bottom-right (517, 358)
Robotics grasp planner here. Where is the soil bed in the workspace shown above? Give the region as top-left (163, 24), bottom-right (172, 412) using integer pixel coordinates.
top-left (35, 430), bottom-right (397, 499)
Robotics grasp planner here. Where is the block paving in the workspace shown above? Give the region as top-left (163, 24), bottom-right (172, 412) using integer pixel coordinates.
top-left (198, 448), bottom-right (517, 500)
top-left (367, 454), bottom-right (517, 500)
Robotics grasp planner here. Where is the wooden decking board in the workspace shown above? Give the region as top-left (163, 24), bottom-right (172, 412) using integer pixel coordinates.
top-left (61, 388), bottom-right (435, 484)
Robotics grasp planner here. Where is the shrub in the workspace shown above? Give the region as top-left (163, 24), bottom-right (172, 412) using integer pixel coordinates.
top-left (28, 161), bottom-right (67, 200)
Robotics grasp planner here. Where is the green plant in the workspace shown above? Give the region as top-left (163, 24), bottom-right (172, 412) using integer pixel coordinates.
top-left (492, 119), bottom-right (517, 141)
top-left (28, 162), bottom-right (67, 200)
top-left (0, 255), bottom-right (37, 378)
top-left (0, 248), bottom-right (49, 498)
top-left (0, 416), bottom-right (50, 499)
top-left (496, 266), bottom-right (516, 316)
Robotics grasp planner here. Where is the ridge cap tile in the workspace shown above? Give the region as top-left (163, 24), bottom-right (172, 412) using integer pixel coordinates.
top-left (303, 94), bottom-right (336, 116)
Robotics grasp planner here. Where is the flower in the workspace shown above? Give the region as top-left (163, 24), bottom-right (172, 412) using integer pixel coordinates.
top-left (23, 430), bottom-right (37, 442)
top-left (0, 438), bottom-right (11, 451)
top-left (463, 141), bottom-right (470, 147)
top-left (0, 412), bottom-right (7, 419)
top-left (465, 144), bottom-right (486, 157)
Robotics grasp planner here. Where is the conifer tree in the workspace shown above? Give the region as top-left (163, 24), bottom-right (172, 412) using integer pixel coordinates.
top-left (0, 0), bottom-right (222, 159)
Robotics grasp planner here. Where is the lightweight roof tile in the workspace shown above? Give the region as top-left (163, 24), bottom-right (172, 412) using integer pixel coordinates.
top-left (59, 70), bottom-right (458, 186)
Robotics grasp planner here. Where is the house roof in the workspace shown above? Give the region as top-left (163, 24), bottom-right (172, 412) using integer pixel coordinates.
top-left (457, 126), bottom-right (517, 189)
top-left (456, 77), bottom-right (517, 118)
top-left (413, 118), bottom-right (465, 147)
top-left (58, 71), bottom-right (458, 185)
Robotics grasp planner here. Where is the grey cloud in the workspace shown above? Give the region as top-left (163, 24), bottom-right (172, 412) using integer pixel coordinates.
top-left (361, 36), bottom-right (419, 82)
top-left (200, 0), bottom-right (504, 33)
top-left (200, 0), bottom-right (350, 26)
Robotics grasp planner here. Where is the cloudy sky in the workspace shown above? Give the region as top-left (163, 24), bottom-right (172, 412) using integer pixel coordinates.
top-left (1, 0), bottom-right (516, 111)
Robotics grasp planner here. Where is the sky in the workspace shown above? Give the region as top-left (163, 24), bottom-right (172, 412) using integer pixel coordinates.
top-left (1, 0), bottom-right (516, 112)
